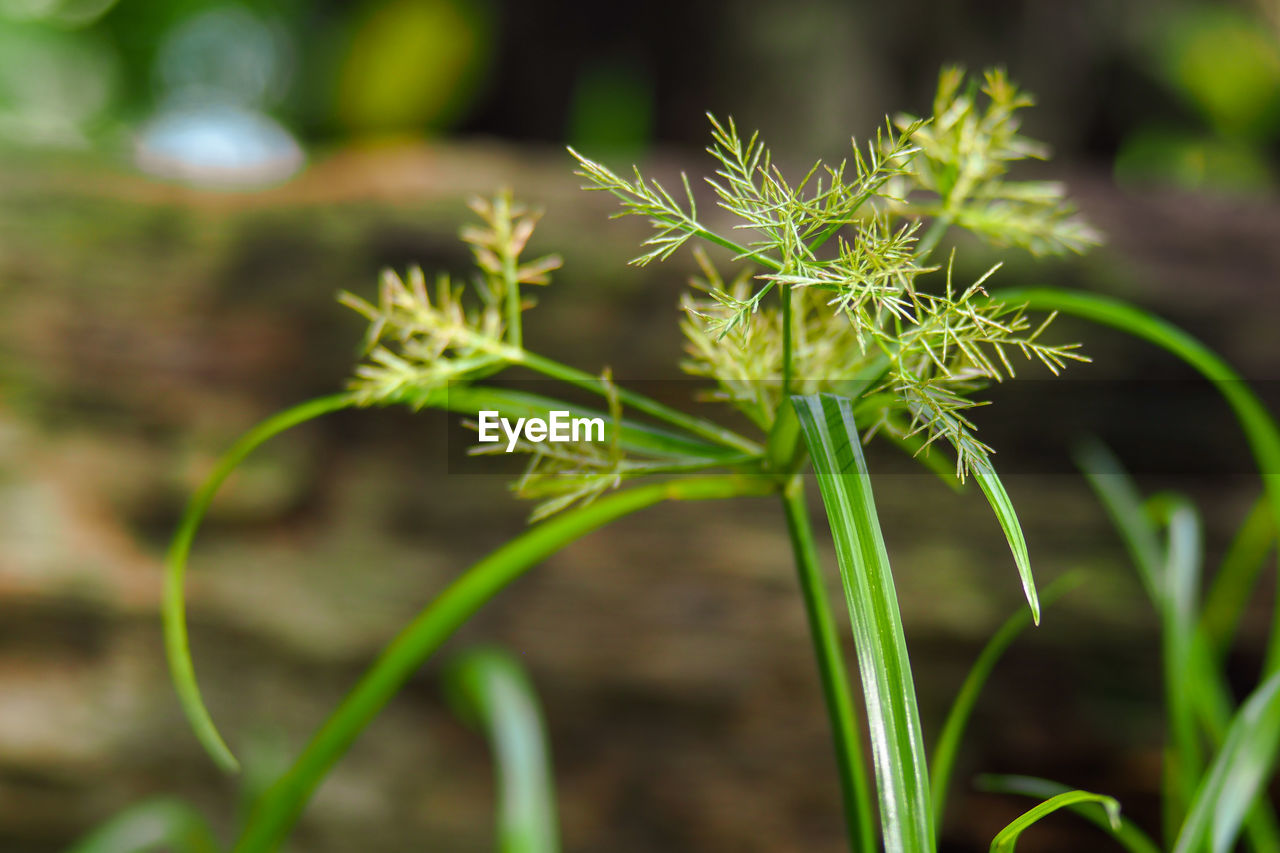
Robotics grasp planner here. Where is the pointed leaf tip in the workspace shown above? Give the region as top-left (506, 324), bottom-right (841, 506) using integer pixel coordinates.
top-left (972, 456), bottom-right (1040, 624)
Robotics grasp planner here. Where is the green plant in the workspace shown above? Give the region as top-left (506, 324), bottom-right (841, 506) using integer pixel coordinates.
top-left (141, 65), bottom-right (1280, 853)
top-left (1071, 443), bottom-right (1280, 853)
top-left (972, 442), bottom-right (1280, 853)
top-left (941, 442), bottom-right (1280, 853)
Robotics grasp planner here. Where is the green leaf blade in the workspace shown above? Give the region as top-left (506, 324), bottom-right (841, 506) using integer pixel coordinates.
top-left (1080, 442), bottom-right (1280, 853)
top-left (988, 789), bottom-right (1122, 853)
top-left (1174, 670), bottom-right (1280, 853)
top-left (980, 775), bottom-right (1158, 853)
top-left (164, 393), bottom-right (357, 774)
top-left (231, 475), bottom-right (772, 853)
top-left (1202, 495), bottom-right (1276, 659)
top-left (445, 648), bottom-right (561, 853)
top-left (993, 287), bottom-right (1280, 672)
top-left (792, 393), bottom-right (934, 853)
top-left (68, 797), bottom-right (221, 853)
top-left (971, 457), bottom-right (1040, 624)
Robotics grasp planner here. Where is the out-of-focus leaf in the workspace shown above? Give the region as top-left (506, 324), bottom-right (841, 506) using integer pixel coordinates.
top-left (1203, 495), bottom-right (1275, 658)
top-left (1174, 670), bottom-right (1280, 853)
top-left (68, 798), bottom-right (220, 853)
top-left (445, 647), bottom-right (560, 853)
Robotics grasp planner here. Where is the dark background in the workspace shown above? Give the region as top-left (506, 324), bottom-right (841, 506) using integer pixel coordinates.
top-left (2, 0), bottom-right (1280, 850)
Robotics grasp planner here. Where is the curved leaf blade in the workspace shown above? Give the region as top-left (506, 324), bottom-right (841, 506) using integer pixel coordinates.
top-left (230, 475), bottom-right (772, 853)
top-left (993, 287), bottom-right (1280, 670)
top-left (980, 775), bottom-right (1157, 853)
top-left (165, 393), bottom-right (356, 773)
top-left (989, 788), bottom-right (1121, 853)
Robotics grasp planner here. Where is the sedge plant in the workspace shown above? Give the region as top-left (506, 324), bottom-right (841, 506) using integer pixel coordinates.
top-left (150, 66), bottom-right (1280, 853)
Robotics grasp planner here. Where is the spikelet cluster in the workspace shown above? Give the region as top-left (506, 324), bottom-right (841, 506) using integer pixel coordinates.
top-left (573, 67), bottom-right (1099, 477)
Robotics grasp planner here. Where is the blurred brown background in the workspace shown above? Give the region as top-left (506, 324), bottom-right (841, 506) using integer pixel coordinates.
top-left (2, 0), bottom-right (1280, 850)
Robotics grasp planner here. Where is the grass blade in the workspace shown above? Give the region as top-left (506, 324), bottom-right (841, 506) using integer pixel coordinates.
top-left (231, 474), bottom-right (774, 852)
top-left (68, 798), bottom-right (221, 853)
top-left (445, 648), bottom-right (561, 853)
top-left (1173, 670), bottom-right (1280, 853)
top-left (971, 457), bottom-right (1040, 624)
top-left (1081, 442), bottom-right (1280, 853)
top-left (1074, 440), bottom-right (1162, 599)
top-left (164, 388), bottom-right (754, 777)
top-left (165, 393), bottom-right (357, 774)
top-left (979, 775), bottom-right (1159, 853)
top-left (1152, 494), bottom-right (1206, 836)
top-left (988, 788), bottom-right (1122, 853)
top-left (930, 576), bottom-right (1082, 822)
top-left (1079, 442), bottom-right (1203, 834)
top-left (1202, 495), bottom-right (1275, 659)
top-left (792, 393), bottom-right (933, 853)
top-left (993, 287), bottom-right (1280, 671)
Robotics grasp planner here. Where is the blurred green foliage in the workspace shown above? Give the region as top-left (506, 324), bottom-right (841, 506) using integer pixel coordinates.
top-left (1118, 2), bottom-right (1280, 193)
top-left (0, 0), bottom-right (496, 157)
top-left (336, 0), bottom-right (493, 136)
top-left (566, 57), bottom-right (654, 157)
top-left (1115, 129), bottom-right (1274, 194)
top-left (0, 15), bottom-right (118, 147)
top-left (1158, 5), bottom-right (1280, 140)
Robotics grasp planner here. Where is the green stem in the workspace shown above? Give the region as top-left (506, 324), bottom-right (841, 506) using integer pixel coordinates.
top-left (695, 225), bottom-right (784, 270)
top-left (645, 211), bottom-right (784, 272)
top-left (232, 474), bottom-right (777, 853)
top-left (781, 479), bottom-right (876, 853)
top-left (782, 282), bottom-right (794, 399)
top-left (165, 392), bottom-right (357, 774)
top-left (518, 350), bottom-right (763, 456)
top-left (496, 192), bottom-right (524, 349)
top-left (995, 287), bottom-right (1280, 673)
top-left (394, 313), bottom-right (762, 458)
